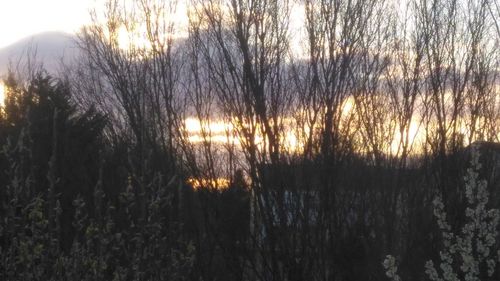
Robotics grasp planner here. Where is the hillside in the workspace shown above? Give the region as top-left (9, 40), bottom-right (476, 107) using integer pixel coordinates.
top-left (0, 32), bottom-right (78, 75)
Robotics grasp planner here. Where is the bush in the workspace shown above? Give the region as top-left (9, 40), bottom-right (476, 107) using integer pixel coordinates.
top-left (384, 145), bottom-right (500, 281)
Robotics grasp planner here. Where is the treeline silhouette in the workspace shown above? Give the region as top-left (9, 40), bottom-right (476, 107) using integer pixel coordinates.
top-left (1, 0), bottom-right (500, 280)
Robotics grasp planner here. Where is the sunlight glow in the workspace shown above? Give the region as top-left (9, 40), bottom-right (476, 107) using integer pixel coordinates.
top-left (116, 26), bottom-right (134, 51)
top-left (187, 177), bottom-right (230, 190)
top-left (341, 96), bottom-right (355, 117)
top-left (102, 1), bottom-right (189, 53)
top-left (390, 119), bottom-right (423, 156)
top-left (0, 82), bottom-right (5, 108)
top-left (184, 116), bottom-right (306, 152)
top-left (184, 117), bottom-right (237, 144)
top-left (185, 117), bottom-right (232, 134)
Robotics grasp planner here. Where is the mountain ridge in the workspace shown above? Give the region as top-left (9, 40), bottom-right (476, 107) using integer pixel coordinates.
top-left (0, 31), bottom-right (79, 76)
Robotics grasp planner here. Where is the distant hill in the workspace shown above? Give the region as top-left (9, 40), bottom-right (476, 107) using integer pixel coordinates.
top-left (0, 32), bottom-right (79, 76)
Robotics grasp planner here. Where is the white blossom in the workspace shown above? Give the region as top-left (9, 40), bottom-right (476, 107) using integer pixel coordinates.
top-left (384, 146), bottom-right (500, 281)
top-left (383, 255), bottom-right (401, 281)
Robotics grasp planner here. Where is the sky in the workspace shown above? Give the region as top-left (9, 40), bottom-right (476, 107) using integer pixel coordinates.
top-left (0, 0), bottom-right (307, 57)
top-left (0, 0), bottom-right (100, 48)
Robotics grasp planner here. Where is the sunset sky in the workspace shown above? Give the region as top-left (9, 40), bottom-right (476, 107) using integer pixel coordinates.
top-left (0, 0), bottom-right (100, 48)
